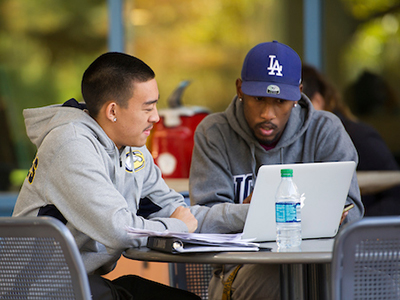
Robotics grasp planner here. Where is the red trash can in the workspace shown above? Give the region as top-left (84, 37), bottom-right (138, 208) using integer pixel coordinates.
top-left (148, 81), bottom-right (210, 178)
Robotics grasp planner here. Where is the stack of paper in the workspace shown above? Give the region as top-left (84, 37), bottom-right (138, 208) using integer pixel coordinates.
top-left (126, 227), bottom-right (260, 253)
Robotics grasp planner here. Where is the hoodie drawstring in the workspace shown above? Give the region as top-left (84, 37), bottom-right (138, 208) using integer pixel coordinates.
top-left (250, 143), bottom-right (257, 190)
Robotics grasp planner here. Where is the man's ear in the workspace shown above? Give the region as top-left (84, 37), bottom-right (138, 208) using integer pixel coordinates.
top-left (105, 102), bottom-right (118, 122)
top-left (299, 84), bottom-right (303, 93)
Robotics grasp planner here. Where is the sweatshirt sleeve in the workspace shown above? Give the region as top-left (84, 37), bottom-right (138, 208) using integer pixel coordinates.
top-left (190, 203), bottom-right (249, 233)
top-left (138, 148), bottom-right (190, 219)
top-left (39, 137), bottom-right (189, 249)
top-left (189, 118), bottom-right (237, 206)
top-left (138, 145), bottom-right (249, 233)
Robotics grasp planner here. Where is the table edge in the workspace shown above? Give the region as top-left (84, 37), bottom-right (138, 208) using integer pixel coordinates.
top-left (123, 247), bottom-right (332, 265)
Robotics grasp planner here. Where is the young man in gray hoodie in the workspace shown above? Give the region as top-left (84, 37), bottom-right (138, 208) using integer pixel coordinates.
top-left (13, 52), bottom-right (248, 300)
top-left (189, 41), bottom-right (364, 299)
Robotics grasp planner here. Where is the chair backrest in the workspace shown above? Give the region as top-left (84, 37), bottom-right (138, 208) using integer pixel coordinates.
top-left (169, 263), bottom-right (213, 300)
top-left (0, 216), bottom-right (91, 300)
top-left (331, 216), bottom-right (400, 300)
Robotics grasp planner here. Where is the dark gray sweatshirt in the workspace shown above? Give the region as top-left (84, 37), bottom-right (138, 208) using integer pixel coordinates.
top-left (189, 94), bottom-right (364, 222)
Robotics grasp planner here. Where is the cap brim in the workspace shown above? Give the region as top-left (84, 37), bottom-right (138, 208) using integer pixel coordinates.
top-left (241, 81), bottom-right (301, 101)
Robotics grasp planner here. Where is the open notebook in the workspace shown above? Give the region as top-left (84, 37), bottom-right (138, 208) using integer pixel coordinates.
top-left (242, 161), bottom-right (356, 242)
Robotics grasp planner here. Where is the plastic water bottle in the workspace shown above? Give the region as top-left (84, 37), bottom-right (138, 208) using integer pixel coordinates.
top-left (275, 168), bottom-right (302, 248)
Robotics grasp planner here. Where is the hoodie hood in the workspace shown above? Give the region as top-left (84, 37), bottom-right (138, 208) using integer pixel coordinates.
top-left (23, 100), bottom-right (116, 153)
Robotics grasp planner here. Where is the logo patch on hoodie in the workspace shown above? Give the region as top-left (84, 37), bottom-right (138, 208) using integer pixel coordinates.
top-left (27, 155), bottom-right (39, 184)
top-left (125, 150), bottom-right (145, 173)
top-left (233, 173), bottom-right (253, 204)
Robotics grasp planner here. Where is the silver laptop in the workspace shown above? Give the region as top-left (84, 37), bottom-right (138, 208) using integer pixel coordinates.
top-left (242, 161), bottom-right (356, 242)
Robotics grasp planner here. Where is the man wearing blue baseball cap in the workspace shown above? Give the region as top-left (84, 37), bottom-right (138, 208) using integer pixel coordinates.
top-left (189, 41), bottom-right (364, 299)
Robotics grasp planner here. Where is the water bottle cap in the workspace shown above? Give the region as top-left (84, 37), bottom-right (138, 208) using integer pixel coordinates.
top-left (280, 169), bottom-right (293, 177)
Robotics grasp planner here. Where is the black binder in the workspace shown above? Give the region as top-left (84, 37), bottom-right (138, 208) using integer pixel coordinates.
top-left (147, 236), bottom-right (261, 254)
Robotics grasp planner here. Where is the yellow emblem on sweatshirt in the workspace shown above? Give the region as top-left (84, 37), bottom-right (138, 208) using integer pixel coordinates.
top-left (125, 150), bottom-right (145, 173)
top-left (27, 155), bottom-right (39, 184)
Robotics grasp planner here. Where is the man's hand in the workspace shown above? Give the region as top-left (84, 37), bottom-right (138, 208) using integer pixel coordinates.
top-left (243, 192), bottom-right (253, 204)
top-left (340, 203), bottom-right (354, 224)
top-left (340, 211), bottom-right (348, 225)
top-left (170, 206), bottom-right (198, 233)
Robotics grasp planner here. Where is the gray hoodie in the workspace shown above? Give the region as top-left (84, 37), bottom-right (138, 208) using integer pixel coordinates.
top-left (13, 102), bottom-right (248, 274)
top-left (189, 94), bottom-right (364, 222)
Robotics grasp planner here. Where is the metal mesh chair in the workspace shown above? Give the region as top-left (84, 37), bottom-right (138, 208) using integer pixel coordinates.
top-left (169, 263), bottom-right (213, 300)
top-left (170, 192), bottom-right (213, 299)
top-left (0, 216), bottom-right (91, 300)
top-left (331, 216), bottom-right (400, 300)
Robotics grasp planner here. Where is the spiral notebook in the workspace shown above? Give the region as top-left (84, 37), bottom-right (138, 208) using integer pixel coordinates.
top-left (242, 161), bottom-right (356, 242)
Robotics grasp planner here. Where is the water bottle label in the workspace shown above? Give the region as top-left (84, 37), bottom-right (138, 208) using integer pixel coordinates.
top-left (276, 202), bottom-right (301, 223)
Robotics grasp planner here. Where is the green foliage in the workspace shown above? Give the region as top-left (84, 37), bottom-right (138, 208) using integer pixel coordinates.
top-left (340, 0), bottom-right (400, 100)
top-left (0, 0), bottom-right (108, 168)
top-left (128, 0), bottom-right (279, 112)
top-left (342, 0), bottom-right (400, 20)
top-left (1, 0), bottom-right (400, 188)
top-left (0, 0), bottom-right (283, 171)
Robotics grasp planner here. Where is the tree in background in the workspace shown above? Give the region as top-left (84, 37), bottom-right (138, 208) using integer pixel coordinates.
top-left (3, 0), bottom-right (400, 188)
top-left (0, 0), bottom-right (284, 178)
top-left (0, 0), bottom-right (108, 172)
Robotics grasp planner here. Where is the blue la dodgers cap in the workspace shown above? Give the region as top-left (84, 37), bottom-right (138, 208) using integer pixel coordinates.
top-left (241, 41), bottom-right (302, 101)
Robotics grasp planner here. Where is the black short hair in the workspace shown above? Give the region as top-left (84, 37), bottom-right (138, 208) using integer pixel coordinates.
top-left (81, 52), bottom-right (155, 117)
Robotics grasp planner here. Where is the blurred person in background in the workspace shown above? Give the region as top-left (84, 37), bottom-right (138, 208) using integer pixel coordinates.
top-left (302, 64), bottom-right (400, 216)
top-left (344, 70), bottom-right (400, 117)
